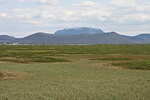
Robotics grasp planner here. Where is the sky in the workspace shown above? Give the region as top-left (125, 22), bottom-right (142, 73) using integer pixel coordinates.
top-left (0, 0), bottom-right (150, 37)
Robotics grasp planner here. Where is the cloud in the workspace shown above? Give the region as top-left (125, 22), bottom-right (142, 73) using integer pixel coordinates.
top-left (26, 20), bottom-right (42, 24)
top-left (12, 8), bottom-right (35, 19)
top-left (0, 0), bottom-right (150, 37)
top-left (81, 9), bottom-right (110, 17)
top-left (58, 10), bottom-right (81, 21)
top-left (4, 0), bottom-right (150, 23)
top-left (16, 0), bottom-right (58, 5)
top-left (73, 1), bottom-right (103, 9)
top-left (121, 13), bottom-right (150, 22)
top-left (17, 14), bottom-right (32, 19)
top-left (39, 11), bottom-right (55, 19)
top-left (111, 0), bottom-right (136, 7)
top-left (62, 17), bottom-right (81, 22)
top-left (0, 0), bottom-right (4, 2)
top-left (74, 1), bottom-right (96, 7)
top-left (0, 13), bottom-right (11, 18)
top-left (136, 6), bottom-right (150, 12)
top-left (16, 0), bottom-right (24, 3)
top-left (72, 1), bottom-right (111, 22)
top-left (38, 0), bottom-right (58, 5)
top-left (64, 11), bottom-right (75, 16)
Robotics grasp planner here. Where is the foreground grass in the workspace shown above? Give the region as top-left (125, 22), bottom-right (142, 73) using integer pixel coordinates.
top-left (0, 45), bottom-right (150, 100)
top-left (0, 61), bottom-right (150, 100)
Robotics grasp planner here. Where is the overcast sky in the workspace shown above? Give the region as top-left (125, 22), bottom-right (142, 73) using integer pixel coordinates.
top-left (0, 0), bottom-right (150, 37)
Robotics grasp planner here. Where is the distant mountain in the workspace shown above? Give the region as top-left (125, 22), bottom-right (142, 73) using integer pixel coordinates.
top-left (125, 33), bottom-right (150, 43)
top-left (134, 34), bottom-right (150, 39)
top-left (16, 32), bottom-right (52, 43)
top-left (2, 28), bottom-right (149, 44)
top-left (0, 35), bottom-right (15, 42)
top-left (15, 32), bottom-right (137, 44)
top-left (55, 27), bottom-right (105, 35)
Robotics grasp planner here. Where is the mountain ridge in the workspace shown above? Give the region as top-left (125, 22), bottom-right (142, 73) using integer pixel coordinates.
top-left (11, 32), bottom-right (138, 44)
top-left (0, 27), bottom-right (149, 44)
top-left (123, 33), bottom-right (150, 43)
top-left (55, 27), bottom-right (105, 35)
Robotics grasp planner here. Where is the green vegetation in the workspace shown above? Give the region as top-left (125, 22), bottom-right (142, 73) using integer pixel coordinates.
top-left (0, 44), bottom-right (150, 63)
top-left (92, 57), bottom-right (133, 61)
top-left (0, 57), bottom-right (68, 63)
top-left (0, 45), bottom-right (150, 100)
top-left (111, 61), bottom-right (150, 70)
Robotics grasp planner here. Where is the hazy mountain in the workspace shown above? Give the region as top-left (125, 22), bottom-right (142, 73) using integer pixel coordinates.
top-left (125, 33), bottom-right (150, 43)
top-left (134, 34), bottom-right (150, 39)
top-left (15, 32), bottom-right (52, 43)
top-left (55, 27), bottom-right (105, 35)
top-left (0, 35), bottom-right (15, 42)
top-left (15, 32), bottom-right (137, 44)
top-left (2, 28), bottom-right (148, 44)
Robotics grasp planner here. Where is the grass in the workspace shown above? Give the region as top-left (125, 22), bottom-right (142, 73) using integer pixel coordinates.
top-left (0, 61), bottom-right (150, 100)
top-left (111, 61), bottom-right (150, 70)
top-left (0, 70), bottom-right (33, 80)
top-left (92, 57), bottom-right (133, 61)
top-left (0, 57), bottom-right (68, 63)
top-left (0, 45), bottom-right (150, 100)
top-left (0, 44), bottom-right (150, 63)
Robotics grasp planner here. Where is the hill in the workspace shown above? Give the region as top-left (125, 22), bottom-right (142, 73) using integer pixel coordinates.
top-left (125, 33), bottom-right (150, 43)
top-left (55, 27), bottom-right (105, 35)
top-left (15, 32), bottom-right (137, 44)
top-left (0, 35), bottom-right (15, 42)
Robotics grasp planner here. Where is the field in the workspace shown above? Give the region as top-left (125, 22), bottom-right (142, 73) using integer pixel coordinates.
top-left (0, 45), bottom-right (150, 100)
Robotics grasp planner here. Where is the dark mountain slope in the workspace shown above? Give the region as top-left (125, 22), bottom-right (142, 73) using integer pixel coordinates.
top-left (16, 32), bottom-right (52, 43)
top-left (125, 33), bottom-right (150, 43)
top-left (0, 35), bottom-right (15, 42)
top-left (16, 32), bottom-right (137, 44)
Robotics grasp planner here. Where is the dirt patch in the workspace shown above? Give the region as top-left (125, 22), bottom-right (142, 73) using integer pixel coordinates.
top-left (0, 70), bottom-right (35, 80)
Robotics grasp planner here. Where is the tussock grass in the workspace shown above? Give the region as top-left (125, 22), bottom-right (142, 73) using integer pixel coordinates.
top-left (0, 45), bottom-right (150, 63)
top-left (111, 61), bottom-right (150, 70)
top-left (0, 57), bottom-right (68, 63)
top-left (0, 71), bottom-right (17, 78)
top-left (92, 57), bottom-right (133, 61)
top-left (0, 45), bottom-right (150, 100)
top-left (0, 62), bottom-right (149, 100)
top-left (0, 70), bottom-right (33, 80)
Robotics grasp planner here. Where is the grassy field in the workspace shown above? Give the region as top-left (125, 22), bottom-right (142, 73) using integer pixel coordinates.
top-left (0, 45), bottom-right (150, 100)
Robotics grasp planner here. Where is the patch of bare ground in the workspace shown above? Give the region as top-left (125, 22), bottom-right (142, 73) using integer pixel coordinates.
top-left (0, 70), bottom-right (35, 80)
